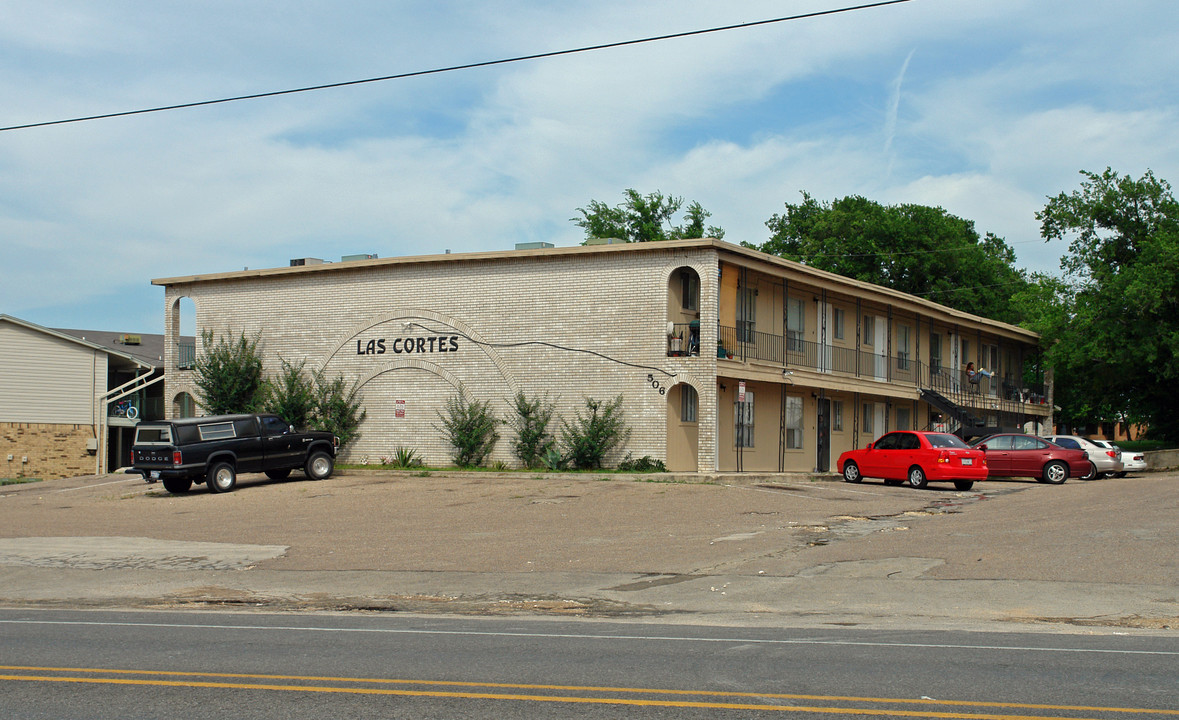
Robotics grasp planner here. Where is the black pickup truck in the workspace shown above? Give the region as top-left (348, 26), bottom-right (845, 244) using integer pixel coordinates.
top-left (131, 414), bottom-right (339, 494)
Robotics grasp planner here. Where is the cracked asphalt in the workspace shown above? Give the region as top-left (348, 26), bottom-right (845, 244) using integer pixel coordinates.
top-left (1, 468), bottom-right (1177, 633)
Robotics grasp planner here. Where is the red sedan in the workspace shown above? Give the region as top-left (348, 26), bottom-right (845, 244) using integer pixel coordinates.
top-left (838, 431), bottom-right (987, 490)
top-left (969, 433), bottom-right (1090, 484)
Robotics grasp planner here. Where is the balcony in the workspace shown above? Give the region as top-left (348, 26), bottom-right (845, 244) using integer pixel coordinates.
top-left (715, 324), bottom-right (1046, 414)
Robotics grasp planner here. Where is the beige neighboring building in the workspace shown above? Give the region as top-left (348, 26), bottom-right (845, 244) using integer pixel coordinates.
top-left (0, 315), bottom-right (174, 479)
top-left (153, 239), bottom-right (1052, 473)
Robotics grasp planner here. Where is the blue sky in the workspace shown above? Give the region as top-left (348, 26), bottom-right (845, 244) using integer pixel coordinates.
top-left (3, 0), bottom-right (1178, 333)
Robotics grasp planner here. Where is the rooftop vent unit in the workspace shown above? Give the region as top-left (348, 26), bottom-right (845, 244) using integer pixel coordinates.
top-left (290, 258), bottom-right (325, 267)
top-left (342, 253), bottom-right (378, 262)
top-left (120, 334), bottom-right (142, 345)
top-left (514, 242), bottom-right (555, 250)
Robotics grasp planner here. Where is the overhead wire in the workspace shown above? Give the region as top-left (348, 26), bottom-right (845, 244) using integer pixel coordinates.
top-left (0, 0), bottom-right (912, 133)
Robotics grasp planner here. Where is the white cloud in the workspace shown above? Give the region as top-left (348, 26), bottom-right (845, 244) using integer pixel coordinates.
top-left (2, 0), bottom-right (1178, 330)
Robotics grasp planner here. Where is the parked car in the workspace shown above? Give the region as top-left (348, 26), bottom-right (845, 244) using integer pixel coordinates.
top-left (968, 433), bottom-right (1089, 484)
top-left (838, 430), bottom-right (987, 491)
top-left (1108, 442), bottom-right (1147, 477)
top-left (1043, 435), bottom-right (1124, 479)
top-left (132, 413), bottom-right (339, 494)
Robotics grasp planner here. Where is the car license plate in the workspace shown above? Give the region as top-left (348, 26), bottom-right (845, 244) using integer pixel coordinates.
top-left (150, 470), bottom-right (160, 479)
top-left (961, 458), bottom-right (973, 466)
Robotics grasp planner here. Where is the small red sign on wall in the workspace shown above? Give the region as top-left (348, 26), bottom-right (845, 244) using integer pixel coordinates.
top-left (395, 400), bottom-right (405, 418)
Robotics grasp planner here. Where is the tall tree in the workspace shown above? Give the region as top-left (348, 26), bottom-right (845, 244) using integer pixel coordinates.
top-left (572, 189), bottom-right (725, 243)
top-left (755, 193), bottom-right (1028, 323)
top-left (1029, 168), bottom-right (1179, 439)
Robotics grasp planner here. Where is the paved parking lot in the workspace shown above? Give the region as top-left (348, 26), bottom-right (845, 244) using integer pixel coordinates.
top-left (1, 469), bottom-right (1177, 630)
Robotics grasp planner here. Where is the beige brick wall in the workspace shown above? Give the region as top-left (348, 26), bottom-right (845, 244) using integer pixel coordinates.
top-left (162, 247), bottom-right (720, 469)
top-left (0, 422), bottom-right (95, 480)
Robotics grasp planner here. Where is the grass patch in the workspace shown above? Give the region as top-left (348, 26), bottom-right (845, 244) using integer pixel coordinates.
top-left (0, 477), bottom-right (41, 486)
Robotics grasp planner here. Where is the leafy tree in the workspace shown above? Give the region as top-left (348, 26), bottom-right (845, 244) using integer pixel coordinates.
top-left (192, 330), bottom-right (268, 415)
top-left (561, 395), bottom-right (630, 469)
top-left (264, 357), bottom-right (317, 429)
top-left (310, 369), bottom-right (367, 449)
top-left (572, 189), bottom-right (725, 243)
top-left (436, 394), bottom-right (500, 468)
top-left (1030, 168), bottom-right (1179, 439)
top-left (506, 392), bottom-right (556, 468)
top-left (754, 193), bottom-right (1028, 323)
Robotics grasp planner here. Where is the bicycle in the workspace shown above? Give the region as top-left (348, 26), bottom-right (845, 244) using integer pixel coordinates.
top-left (112, 399), bottom-right (139, 420)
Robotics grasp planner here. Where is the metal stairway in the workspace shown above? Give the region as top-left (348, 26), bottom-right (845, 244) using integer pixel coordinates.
top-left (920, 388), bottom-right (986, 436)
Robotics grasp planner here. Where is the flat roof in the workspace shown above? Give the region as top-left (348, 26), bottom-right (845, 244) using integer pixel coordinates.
top-left (151, 238), bottom-right (1038, 341)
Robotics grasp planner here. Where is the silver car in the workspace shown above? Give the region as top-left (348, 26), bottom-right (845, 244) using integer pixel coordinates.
top-left (1044, 435), bottom-right (1124, 479)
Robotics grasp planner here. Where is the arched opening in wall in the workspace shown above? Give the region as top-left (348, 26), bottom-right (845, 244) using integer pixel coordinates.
top-left (665, 383), bottom-right (699, 472)
top-left (666, 267), bottom-right (701, 357)
top-left (171, 296), bottom-right (197, 369)
top-left (173, 392), bottom-right (196, 418)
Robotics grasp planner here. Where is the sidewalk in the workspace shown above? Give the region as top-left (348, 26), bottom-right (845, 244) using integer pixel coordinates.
top-left (1, 470), bottom-right (1177, 633)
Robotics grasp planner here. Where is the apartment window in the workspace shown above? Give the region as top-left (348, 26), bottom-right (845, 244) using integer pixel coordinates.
top-left (897, 324), bottom-right (911, 370)
top-left (896, 407), bottom-right (911, 431)
top-left (787, 297), bottom-right (805, 351)
top-left (785, 395), bottom-right (803, 449)
top-left (735, 390), bottom-right (754, 448)
top-left (832, 401), bottom-right (844, 432)
top-left (833, 307), bottom-right (845, 340)
top-left (862, 402), bottom-right (874, 435)
top-left (961, 339), bottom-right (971, 365)
top-left (863, 315), bottom-right (875, 346)
top-left (680, 270), bottom-right (699, 311)
top-left (737, 287), bottom-right (757, 342)
top-left (930, 332), bottom-right (942, 373)
top-left (680, 385), bottom-right (698, 423)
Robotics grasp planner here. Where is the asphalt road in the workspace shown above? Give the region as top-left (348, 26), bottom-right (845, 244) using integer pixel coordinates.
top-left (1, 468), bottom-right (1178, 631)
top-left (2, 608), bottom-right (1177, 719)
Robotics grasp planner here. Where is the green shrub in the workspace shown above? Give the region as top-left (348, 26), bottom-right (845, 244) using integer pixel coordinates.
top-left (561, 395), bottom-right (630, 470)
top-left (507, 392), bottom-right (557, 468)
top-left (192, 330), bottom-right (268, 414)
top-left (310, 369), bottom-right (367, 449)
top-left (384, 447), bottom-right (424, 468)
top-left (436, 395), bottom-right (500, 468)
top-left (264, 357), bottom-right (316, 430)
top-left (541, 447), bottom-right (568, 471)
top-left (618, 453), bottom-right (667, 473)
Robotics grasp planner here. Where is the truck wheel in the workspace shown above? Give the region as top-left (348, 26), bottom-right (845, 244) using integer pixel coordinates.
top-left (162, 478), bottom-right (192, 494)
top-left (305, 451), bottom-right (334, 480)
top-left (207, 461), bottom-right (237, 493)
top-left (265, 468), bottom-right (291, 480)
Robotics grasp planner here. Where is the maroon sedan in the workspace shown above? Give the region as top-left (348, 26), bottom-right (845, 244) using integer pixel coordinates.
top-left (970, 433), bottom-right (1089, 484)
top-left (838, 431), bottom-right (987, 490)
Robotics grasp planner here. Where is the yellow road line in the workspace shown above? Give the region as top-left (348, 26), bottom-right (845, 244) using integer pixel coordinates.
top-left (0, 666), bottom-right (1173, 718)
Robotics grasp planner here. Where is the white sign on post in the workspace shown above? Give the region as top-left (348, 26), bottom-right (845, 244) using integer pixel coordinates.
top-left (738, 381), bottom-right (746, 403)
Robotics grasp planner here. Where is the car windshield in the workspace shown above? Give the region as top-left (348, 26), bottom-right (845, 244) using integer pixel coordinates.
top-left (926, 433), bottom-right (969, 449)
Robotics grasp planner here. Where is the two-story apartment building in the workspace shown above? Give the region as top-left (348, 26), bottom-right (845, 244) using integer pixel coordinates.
top-left (154, 239), bottom-right (1051, 473)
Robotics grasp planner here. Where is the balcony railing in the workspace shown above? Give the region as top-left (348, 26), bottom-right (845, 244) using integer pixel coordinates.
top-left (714, 324), bottom-right (1046, 412)
top-left (178, 341), bottom-right (196, 370)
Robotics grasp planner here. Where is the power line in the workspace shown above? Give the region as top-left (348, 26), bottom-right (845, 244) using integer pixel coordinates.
top-left (0, 0), bottom-right (912, 133)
